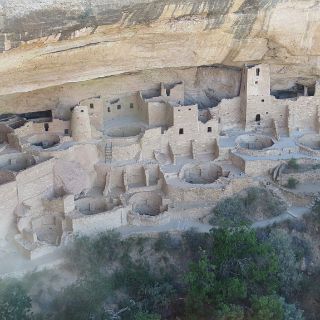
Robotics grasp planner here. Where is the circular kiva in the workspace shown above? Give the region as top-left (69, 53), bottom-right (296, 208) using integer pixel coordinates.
top-left (236, 134), bottom-right (274, 150)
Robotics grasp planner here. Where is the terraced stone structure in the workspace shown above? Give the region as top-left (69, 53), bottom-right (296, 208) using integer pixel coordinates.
top-left (0, 63), bottom-right (319, 260)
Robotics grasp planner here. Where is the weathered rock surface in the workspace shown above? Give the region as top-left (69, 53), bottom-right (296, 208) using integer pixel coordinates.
top-left (0, 0), bottom-right (319, 106)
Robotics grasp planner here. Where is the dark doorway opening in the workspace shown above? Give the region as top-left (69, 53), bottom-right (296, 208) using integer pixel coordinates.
top-left (19, 110), bottom-right (52, 123)
top-left (255, 114), bottom-right (261, 122)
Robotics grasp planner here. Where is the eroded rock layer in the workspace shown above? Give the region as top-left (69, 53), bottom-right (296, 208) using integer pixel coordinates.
top-left (0, 0), bottom-right (319, 104)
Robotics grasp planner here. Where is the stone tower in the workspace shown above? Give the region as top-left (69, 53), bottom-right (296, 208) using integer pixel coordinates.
top-left (240, 64), bottom-right (272, 129)
top-left (71, 106), bottom-right (92, 142)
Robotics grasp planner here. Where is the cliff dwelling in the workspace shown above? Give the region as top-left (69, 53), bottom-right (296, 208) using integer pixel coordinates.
top-left (0, 63), bottom-right (318, 261)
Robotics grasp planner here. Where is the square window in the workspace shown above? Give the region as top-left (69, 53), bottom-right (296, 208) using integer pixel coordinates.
top-left (64, 129), bottom-right (69, 135)
top-left (207, 127), bottom-right (212, 133)
top-left (130, 103), bottom-right (134, 109)
top-left (261, 99), bottom-right (264, 102)
top-left (117, 105), bottom-right (121, 110)
top-left (90, 103), bottom-right (94, 109)
top-left (255, 81), bottom-right (258, 84)
top-left (179, 128), bottom-right (184, 135)
top-left (107, 107), bottom-right (111, 112)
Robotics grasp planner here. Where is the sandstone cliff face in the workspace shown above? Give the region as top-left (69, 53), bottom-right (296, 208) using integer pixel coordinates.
top-left (0, 0), bottom-right (319, 109)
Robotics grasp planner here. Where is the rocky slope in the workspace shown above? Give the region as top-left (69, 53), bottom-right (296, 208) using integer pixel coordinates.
top-left (0, 0), bottom-right (319, 110)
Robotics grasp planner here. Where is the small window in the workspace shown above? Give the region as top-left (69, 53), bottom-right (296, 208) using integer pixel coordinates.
top-left (255, 114), bottom-right (261, 122)
top-left (179, 128), bottom-right (184, 135)
top-left (130, 103), bottom-right (134, 109)
top-left (188, 108), bottom-right (191, 111)
top-left (261, 99), bottom-right (264, 102)
top-left (166, 89), bottom-right (170, 96)
top-left (255, 81), bottom-right (258, 84)
top-left (44, 123), bottom-right (49, 132)
top-left (107, 107), bottom-right (111, 112)
top-left (81, 110), bottom-right (84, 113)
top-left (266, 112), bottom-right (269, 114)
top-left (64, 129), bottom-right (69, 135)
top-left (218, 118), bottom-right (221, 124)
top-left (117, 105), bottom-right (121, 110)
top-left (178, 109), bottom-right (181, 112)
top-left (90, 103), bottom-right (94, 109)
top-left (256, 68), bottom-right (260, 76)
top-left (207, 127), bottom-right (212, 133)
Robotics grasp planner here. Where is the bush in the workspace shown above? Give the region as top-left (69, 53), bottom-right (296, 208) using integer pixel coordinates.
top-left (209, 195), bottom-right (250, 227)
top-left (66, 230), bottom-right (121, 275)
top-left (182, 229), bottom-right (210, 259)
top-left (153, 232), bottom-right (180, 253)
top-left (287, 159), bottom-right (299, 170)
top-left (312, 198), bottom-right (320, 216)
top-left (50, 273), bottom-right (112, 320)
top-left (0, 279), bottom-right (32, 320)
top-left (267, 230), bottom-right (302, 297)
top-left (286, 177), bottom-right (299, 189)
top-left (280, 297), bottom-right (304, 320)
top-left (251, 295), bottom-right (284, 320)
top-left (133, 312), bottom-right (161, 320)
top-left (209, 187), bottom-right (285, 227)
top-left (185, 228), bottom-right (280, 318)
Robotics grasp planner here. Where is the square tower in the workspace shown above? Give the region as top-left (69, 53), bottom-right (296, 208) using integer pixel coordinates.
top-left (240, 64), bottom-right (272, 129)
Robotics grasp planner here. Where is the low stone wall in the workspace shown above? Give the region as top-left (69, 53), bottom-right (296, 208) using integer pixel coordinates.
top-left (112, 142), bottom-right (140, 161)
top-left (106, 133), bottom-right (142, 146)
top-left (0, 180), bottom-right (18, 242)
top-left (68, 206), bottom-right (128, 236)
top-left (127, 211), bottom-right (171, 226)
top-left (279, 168), bottom-right (320, 185)
top-left (244, 159), bottom-right (281, 176)
top-left (165, 176), bottom-right (256, 204)
top-left (16, 158), bottom-right (55, 203)
top-left (298, 144), bottom-right (320, 157)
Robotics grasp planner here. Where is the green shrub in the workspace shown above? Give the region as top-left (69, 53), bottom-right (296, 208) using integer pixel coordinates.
top-left (251, 295), bottom-right (284, 320)
top-left (216, 304), bottom-right (244, 320)
top-left (286, 177), bottom-right (299, 189)
top-left (312, 199), bottom-right (320, 215)
top-left (209, 187), bottom-right (285, 227)
top-left (133, 312), bottom-right (161, 320)
top-left (185, 228), bottom-right (280, 318)
top-left (66, 230), bottom-right (121, 275)
top-left (0, 279), bottom-right (32, 320)
top-left (267, 230), bottom-right (302, 297)
top-left (50, 275), bottom-right (111, 320)
top-left (182, 229), bottom-right (210, 259)
top-left (209, 195), bottom-right (250, 227)
top-left (153, 232), bottom-right (179, 253)
top-left (279, 297), bottom-right (304, 320)
top-left (287, 159), bottom-right (299, 170)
